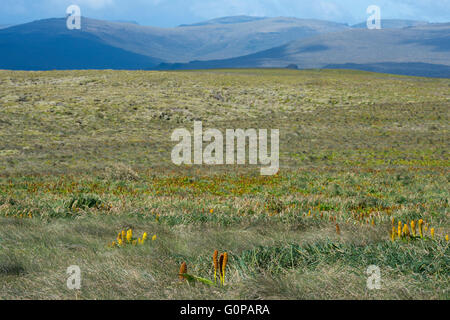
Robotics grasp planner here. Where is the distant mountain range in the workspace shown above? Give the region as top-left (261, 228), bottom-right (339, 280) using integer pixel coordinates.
top-left (160, 22), bottom-right (450, 78)
top-left (0, 16), bottom-right (449, 77)
top-left (351, 19), bottom-right (429, 29)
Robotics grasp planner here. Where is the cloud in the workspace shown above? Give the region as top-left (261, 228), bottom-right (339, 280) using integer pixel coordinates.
top-left (188, 0), bottom-right (361, 23)
top-left (75, 0), bottom-right (115, 10)
top-left (45, 0), bottom-right (115, 10)
top-left (189, 0), bottom-right (269, 18)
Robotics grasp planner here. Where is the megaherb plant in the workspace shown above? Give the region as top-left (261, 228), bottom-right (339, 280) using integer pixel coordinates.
top-left (178, 250), bottom-right (229, 286)
top-left (109, 229), bottom-right (156, 247)
top-left (390, 219), bottom-right (447, 242)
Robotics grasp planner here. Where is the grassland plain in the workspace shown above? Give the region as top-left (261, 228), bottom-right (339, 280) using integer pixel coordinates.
top-left (0, 69), bottom-right (448, 300)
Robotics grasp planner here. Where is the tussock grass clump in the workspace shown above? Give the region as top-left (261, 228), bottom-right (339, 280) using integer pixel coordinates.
top-left (0, 254), bottom-right (26, 276)
top-left (102, 163), bottom-right (140, 181)
top-left (67, 194), bottom-right (102, 210)
top-left (235, 240), bottom-right (449, 276)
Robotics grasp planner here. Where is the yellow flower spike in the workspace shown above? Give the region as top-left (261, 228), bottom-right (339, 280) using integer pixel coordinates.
top-left (391, 227), bottom-right (396, 241)
top-left (371, 219), bottom-right (375, 226)
top-left (126, 229), bottom-right (132, 242)
top-left (121, 230), bottom-right (126, 241)
top-left (152, 235), bottom-right (157, 241)
top-left (142, 232), bottom-right (148, 241)
top-left (445, 235), bottom-right (449, 242)
top-left (391, 217), bottom-right (395, 226)
top-left (402, 224), bottom-right (410, 238)
top-left (430, 228), bottom-right (435, 240)
top-left (410, 220), bottom-right (416, 237)
top-left (210, 209), bottom-right (214, 214)
top-left (111, 241), bottom-right (116, 247)
top-left (118, 238), bottom-right (123, 246)
top-left (308, 210), bottom-right (311, 217)
top-left (398, 221), bottom-right (402, 238)
top-left (418, 219), bottom-right (423, 238)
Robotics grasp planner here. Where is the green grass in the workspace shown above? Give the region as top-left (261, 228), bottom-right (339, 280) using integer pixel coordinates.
top-left (0, 69), bottom-right (448, 299)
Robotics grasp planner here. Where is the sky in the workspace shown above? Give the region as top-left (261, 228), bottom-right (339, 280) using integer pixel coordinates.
top-left (1, 0), bottom-right (449, 27)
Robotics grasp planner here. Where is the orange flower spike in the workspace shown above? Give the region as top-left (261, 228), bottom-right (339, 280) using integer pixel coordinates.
top-left (222, 252), bottom-right (228, 286)
top-left (179, 262), bottom-right (187, 280)
top-left (213, 250), bottom-right (219, 283)
top-left (336, 224), bottom-right (340, 235)
top-left (218, 254), bottom-right (224, 284)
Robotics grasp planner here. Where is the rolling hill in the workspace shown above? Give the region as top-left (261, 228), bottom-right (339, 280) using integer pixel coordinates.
top-left (158, 23), bottom-right (450, 78)
top-left (0, 19), bottom-right (162, 70)
top-left (0, 16), bottom-right (350, 70)
top-left (351, 19), bottom-right (429, 29)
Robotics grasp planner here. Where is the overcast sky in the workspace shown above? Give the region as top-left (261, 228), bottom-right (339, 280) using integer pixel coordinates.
top-left (1, 0), bottom-right (449, 27)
